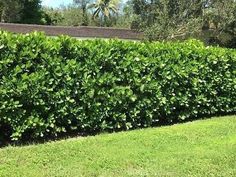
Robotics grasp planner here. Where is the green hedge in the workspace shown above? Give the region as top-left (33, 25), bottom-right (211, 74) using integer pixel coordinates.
top-left (0, 31), bottom-right (235, 142)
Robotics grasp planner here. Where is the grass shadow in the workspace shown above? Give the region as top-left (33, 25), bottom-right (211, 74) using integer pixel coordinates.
top-left (1, 112), bottom-right (235, 149)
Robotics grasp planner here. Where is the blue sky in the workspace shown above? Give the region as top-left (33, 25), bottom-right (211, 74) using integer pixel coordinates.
top-left (41, 0), bottom-right (126, 8)
top-left (42, 0), bottom-right (73, 8)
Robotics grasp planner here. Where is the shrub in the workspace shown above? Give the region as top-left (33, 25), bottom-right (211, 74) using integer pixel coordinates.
top-left (0, 31), bottom-right (235, 142)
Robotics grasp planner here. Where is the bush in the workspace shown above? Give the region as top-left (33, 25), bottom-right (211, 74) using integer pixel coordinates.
top-left (0, 31), bottom-right (235, 142)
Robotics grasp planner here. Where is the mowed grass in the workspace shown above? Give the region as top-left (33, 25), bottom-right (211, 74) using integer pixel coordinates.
top-left (0, 115), bottom-right (236, 177)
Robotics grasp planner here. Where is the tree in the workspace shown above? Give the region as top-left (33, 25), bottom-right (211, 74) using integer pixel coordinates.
top-left (131, 0), bottom-right (202, 40)
top-left (0, 0), bottom-right (22, 23)
top-left (41, 7), bottom-right (64, 25)
top-left (131, 0), bottom-right (236, 48)
top-left (56, 5), bottom-right (85, 26)
top-left (89, 0), bottom-right (118, 26)
top-left (73, 0), bottom-right (91, 26)
top-left (0, 0), bottom-right (44, 24)
top-left (201, 0), bottom-right (236, 47)
top-left (115, 0), bottom-right (135, 28)
top-left (20, 0), bottom-right (43, 24)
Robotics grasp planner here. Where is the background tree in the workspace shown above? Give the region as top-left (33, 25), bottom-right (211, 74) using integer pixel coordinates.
top-left (20, 0), bottom-right (43, 24)
top-left (202, 0), bottom-right (236, 47)
top-left (0, 0), bottom-right (44, 24)
top-left (0, 0), bottom-right (22, 23)
top-left (89, 0), bottom-right (118, 26)
top-left (114, 0), bottom-right (135, 28)
top-left (41, 7), bottom-right (64, 25)
top-left (56, 5), bottom-right (85, 26)
top-left (73, 0), bottom-right (92, 26)
top-left (130, 0), bottom-right (236, 48)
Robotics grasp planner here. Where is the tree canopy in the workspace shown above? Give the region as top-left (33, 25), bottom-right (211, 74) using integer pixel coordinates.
top-left (89, 0), bottom-right (118, 26)
top-left (131, 0), bottom-right (236, 47)
top-left (0, 0), bottom-right (43, 24)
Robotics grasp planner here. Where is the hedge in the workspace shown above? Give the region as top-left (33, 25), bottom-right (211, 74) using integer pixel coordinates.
top-left (0, 31), bottom-right (235, 142)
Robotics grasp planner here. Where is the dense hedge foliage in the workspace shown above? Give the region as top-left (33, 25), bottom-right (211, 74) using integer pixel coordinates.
top-left (0, 31), bottom-right (235, 142)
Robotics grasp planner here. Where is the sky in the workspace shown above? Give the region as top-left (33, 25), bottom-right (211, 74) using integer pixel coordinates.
top-left (42, 0), bottom-right (73, 8)
top-left (41, 0), bottom-right (127, 9)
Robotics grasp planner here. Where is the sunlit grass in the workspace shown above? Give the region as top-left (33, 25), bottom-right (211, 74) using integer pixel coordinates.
top-left (0, 115), bottom-right (236, 177)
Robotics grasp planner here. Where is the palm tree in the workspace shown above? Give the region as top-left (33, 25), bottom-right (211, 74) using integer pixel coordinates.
top-left (89, 0), bottom-right (118, 26)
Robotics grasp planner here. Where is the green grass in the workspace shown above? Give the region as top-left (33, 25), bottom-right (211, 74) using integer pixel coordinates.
top-left (0, 115), bottom-right (236, 177)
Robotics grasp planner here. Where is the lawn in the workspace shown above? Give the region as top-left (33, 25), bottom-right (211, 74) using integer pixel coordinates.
top-left (0, 115), bottom-right (236, 177)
